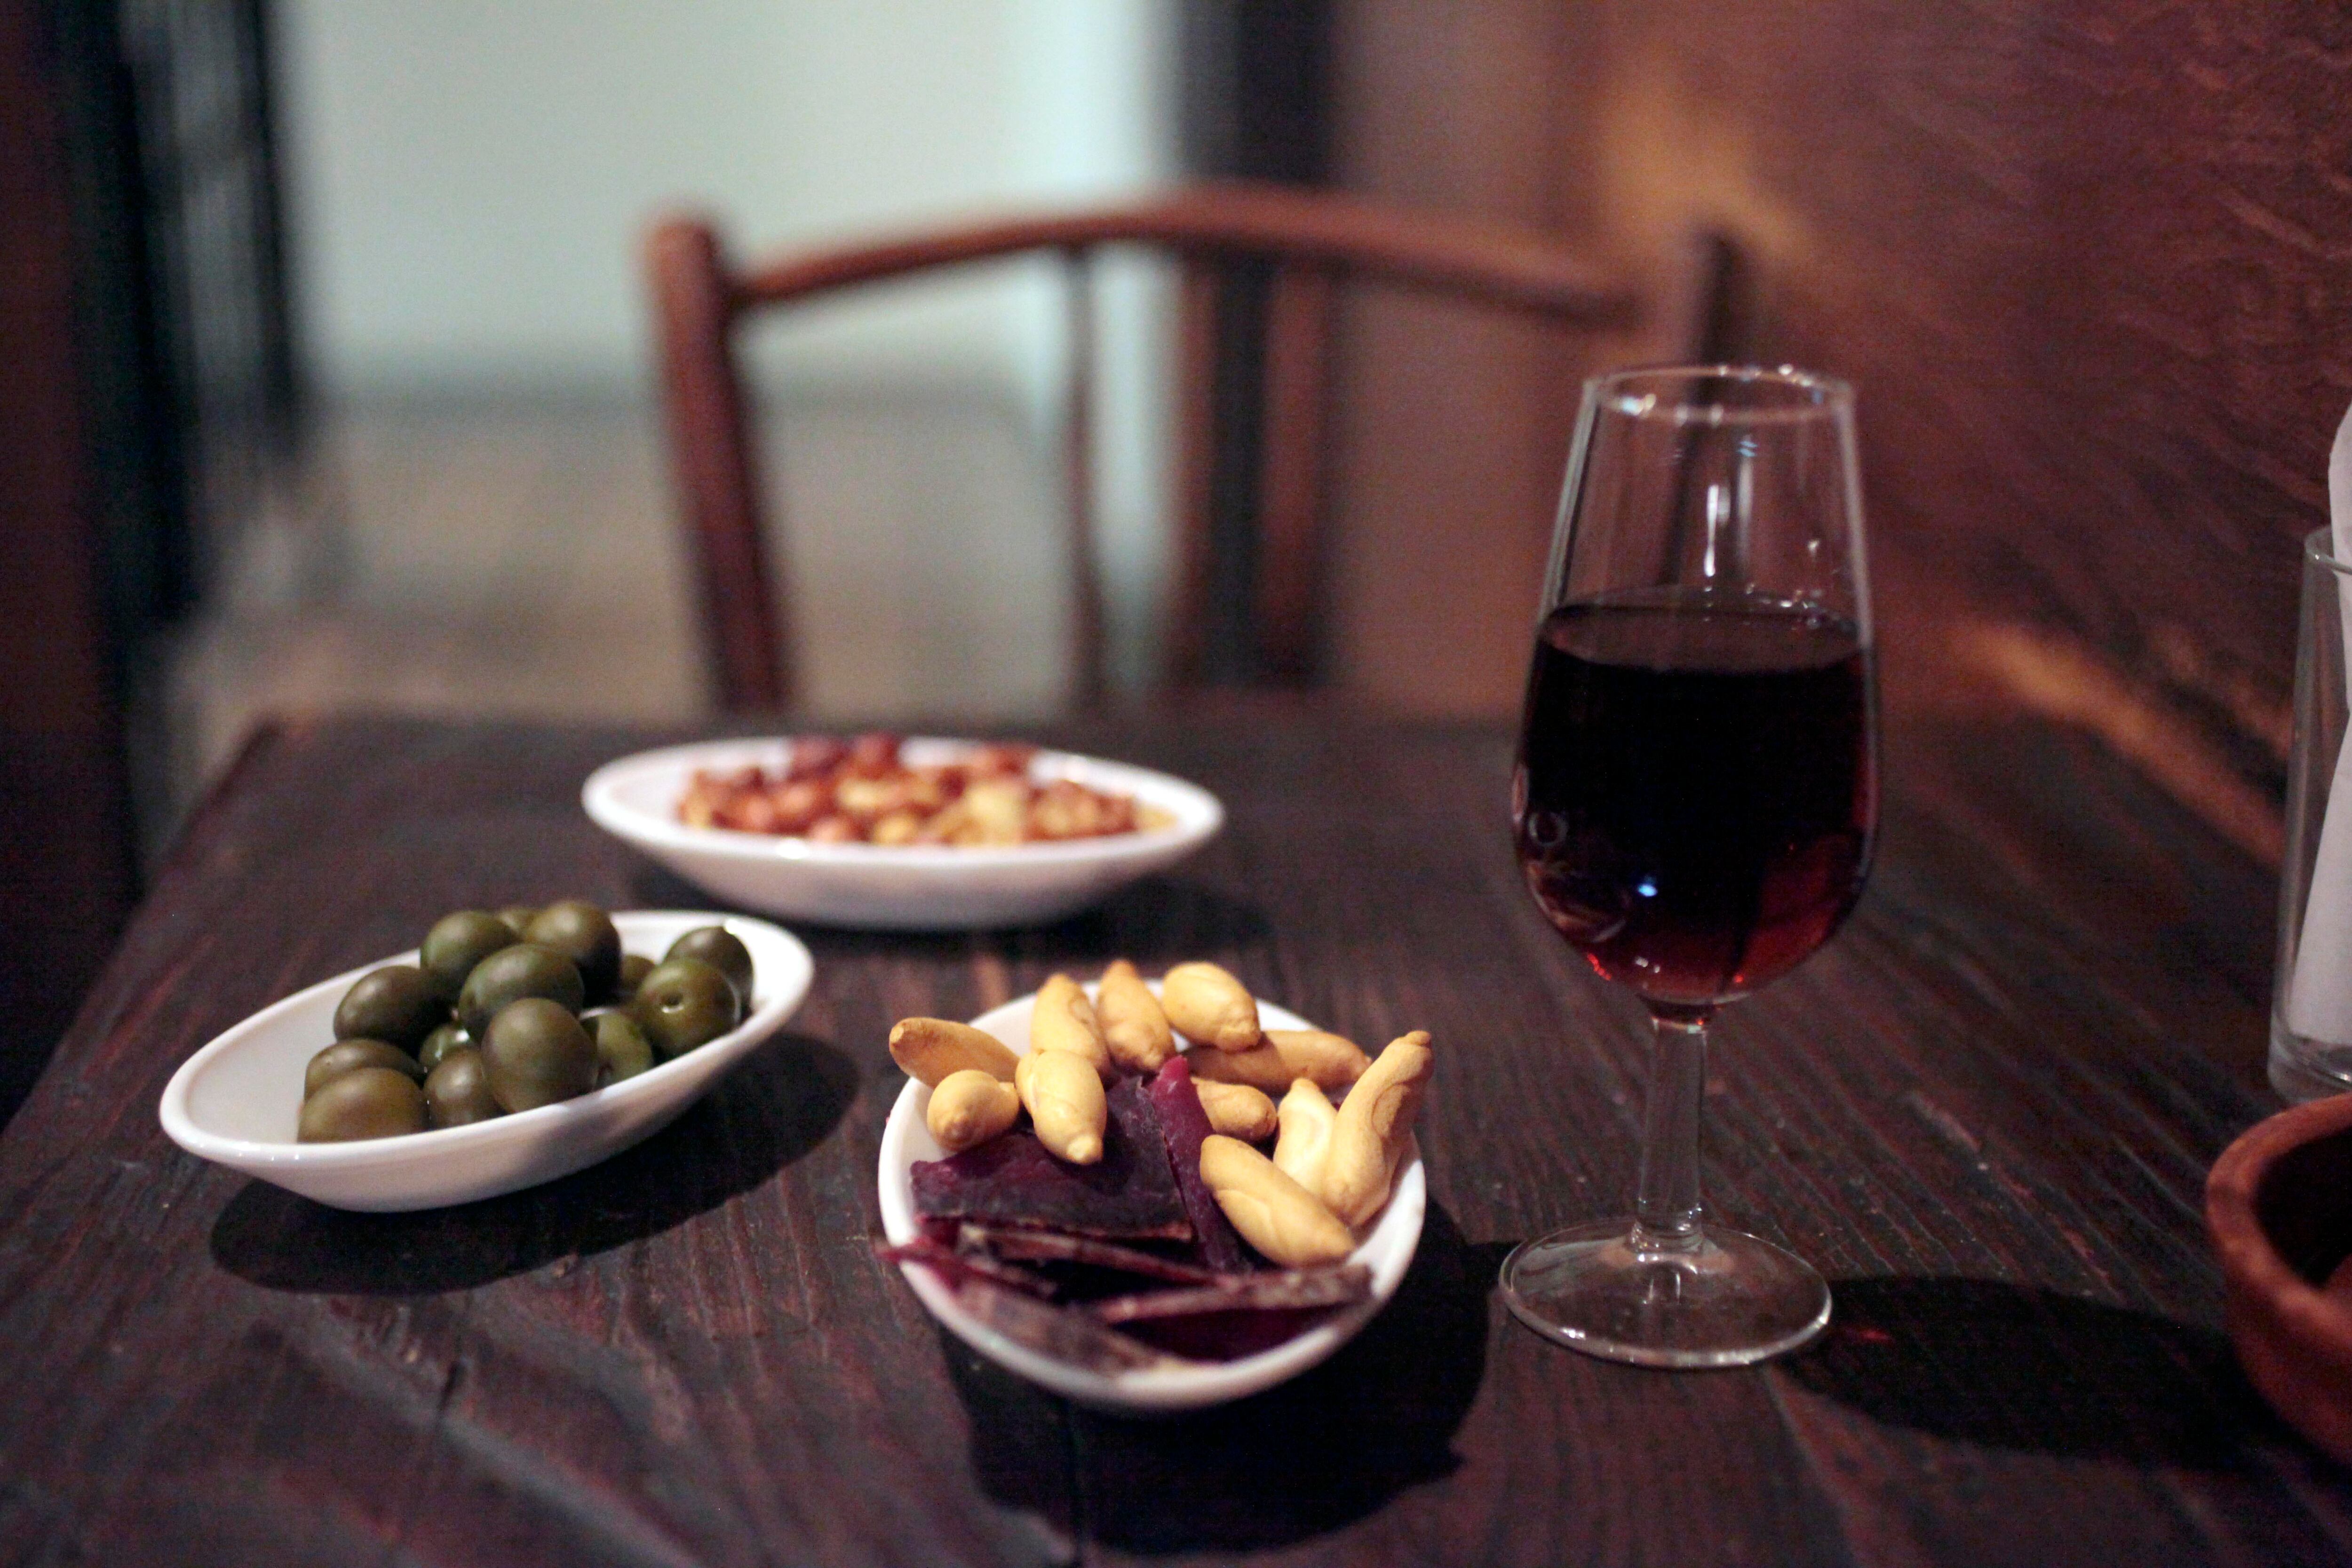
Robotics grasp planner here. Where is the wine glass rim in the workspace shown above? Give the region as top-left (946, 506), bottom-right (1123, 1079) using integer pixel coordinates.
top-left (1587, 364), bottom-right (1853, 425)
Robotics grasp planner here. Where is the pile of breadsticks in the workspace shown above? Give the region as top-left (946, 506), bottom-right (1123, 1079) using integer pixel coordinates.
top-left (890, 960), bottom-right (1434, 1267)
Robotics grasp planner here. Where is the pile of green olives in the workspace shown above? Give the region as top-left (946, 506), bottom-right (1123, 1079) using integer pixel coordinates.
top-left (296, 900), bottom-right (756, 1142)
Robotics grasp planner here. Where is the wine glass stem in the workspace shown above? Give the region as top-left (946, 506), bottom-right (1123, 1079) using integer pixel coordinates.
top-left (1631, 1013), bottom-right (1708, 1248)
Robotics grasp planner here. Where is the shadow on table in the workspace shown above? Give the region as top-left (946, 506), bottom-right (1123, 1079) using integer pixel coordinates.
top-left (952, 1204), bottom-right (1508, 1555)
top-left (1786, 1275), bottom-right (2275, 1467)
top-left (208, 1031), bottom-right (857, 1295)
top-left (628, 863), bottom-right (1272, 966)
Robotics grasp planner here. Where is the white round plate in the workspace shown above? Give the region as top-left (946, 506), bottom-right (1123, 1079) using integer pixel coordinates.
top-left (876, 984), bottom-right (1425, 1413)
top-left (159, 912), bottom-right (813, 1212)
top-left (581, 737), bottom-right (1224, 930)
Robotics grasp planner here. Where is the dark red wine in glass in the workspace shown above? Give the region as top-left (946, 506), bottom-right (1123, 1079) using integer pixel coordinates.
top-left (1516, 595), bottom-right (1873, 1017)
top-left (1500, 366), bottom-right (1878, 1368)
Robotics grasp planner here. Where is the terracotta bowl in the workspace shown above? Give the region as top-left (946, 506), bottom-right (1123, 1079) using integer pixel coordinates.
top-left (2206, 1094), bottom-right (2352, 1463)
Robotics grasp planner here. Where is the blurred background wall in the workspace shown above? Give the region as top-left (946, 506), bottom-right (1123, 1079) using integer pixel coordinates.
top-left (173, 0), bottom-right (1179, 771)
top-left (1334, 0), bottom-right (2352, 862)
top-left (285, 0), bottom-right (1168, 398)
top-left (2, 0), bottom-right (1197, 1107)
top-left (11, 0), bottom-right (2349, 1108)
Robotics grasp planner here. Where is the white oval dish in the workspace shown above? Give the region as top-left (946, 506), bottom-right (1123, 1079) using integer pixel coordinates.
top-left (581, 737), bottom-right (1224, 930)
top-left (876, 985), bottom-right (1425, 1413)
top-left (159, 912), bottom-right (813, 1212)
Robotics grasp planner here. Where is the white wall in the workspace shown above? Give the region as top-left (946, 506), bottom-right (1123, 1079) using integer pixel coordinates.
top-left (279, 0), bottom-right (1177, 395)
top-left (276, 0), bottom-right (1180, 700)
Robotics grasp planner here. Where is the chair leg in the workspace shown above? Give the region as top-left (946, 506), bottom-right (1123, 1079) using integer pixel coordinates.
top-left (1061, 247), bottom-right (1108, 710)
top-left (647, 216), bottom-right (790, 713)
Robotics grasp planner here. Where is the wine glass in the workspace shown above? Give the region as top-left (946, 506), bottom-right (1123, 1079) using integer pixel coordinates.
top-left (1502, 365), bottom-right (1877, 1367)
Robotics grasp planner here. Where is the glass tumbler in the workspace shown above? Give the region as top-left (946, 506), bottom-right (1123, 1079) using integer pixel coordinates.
top-left (2273, 528), bottom-right (2352, 1101)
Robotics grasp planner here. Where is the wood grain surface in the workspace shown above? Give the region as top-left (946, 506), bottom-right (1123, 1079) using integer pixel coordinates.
top-left (0, 710), bottom-right (2336, 1566)
top-left (1331, 0), bottom-right (2346, 856)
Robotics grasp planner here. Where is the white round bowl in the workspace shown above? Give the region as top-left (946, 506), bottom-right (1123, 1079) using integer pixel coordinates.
top-left (581, 737), bottom-right (1224, 930)
top-left (876, 985), bottom-right (1425, 1413)
top-left (159, 912), bottom-right (813, 1212)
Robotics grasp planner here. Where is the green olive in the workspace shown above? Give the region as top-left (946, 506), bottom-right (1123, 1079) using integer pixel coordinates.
top-left (632, 957), bottom-right (741, 1059)
top-left (304, 1039), bottom-right (424, 1099)
top-left (298, 1067), bottom-right (427, 1141)
top-left (332, 965), bottom-right (445, 1053)
top-left (481, 997), bottom-right (597, 1111)
top-left (456, 944), bottom-right (584, 1037)
top-left (416, 1021), bottom-right (471, 1073)
top-left (423, 1048), bottom-right (502, 1128)
top-left (663, 926), bottom-right (755, 1008)
top-left (421, 910), bottom-right (520, 1003)
top-left (496, 905), bottom-right (540, 935)
top-left (584, 1010), bottom-right (655, 1085)
top-left (612, 953), bottom-right (654, 1003)
top-left (525, 900), bottom-right (623, 1003)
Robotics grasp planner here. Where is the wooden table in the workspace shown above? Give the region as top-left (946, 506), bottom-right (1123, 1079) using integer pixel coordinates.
top-left (0, 711), bottom-right (2334, 1566)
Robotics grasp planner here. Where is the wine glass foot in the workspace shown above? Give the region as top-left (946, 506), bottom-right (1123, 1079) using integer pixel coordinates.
top-left (1500, 1219), bottom-right (1831, 1368)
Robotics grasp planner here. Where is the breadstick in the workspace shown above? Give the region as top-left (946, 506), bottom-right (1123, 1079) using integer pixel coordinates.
top-left (1193, 1079), bottom-right (1278, 1142)
top-left (1031, 974), bottom-right (1114, 1081)
top-left (1272, 1077), bottom-right (1338, 1193)
top-left (1096, 960), bottom-right (1174, 1073)
top-left (1199, 1135), bottom-right (1355, 1267)
top-left (1015, 1048), bottom-right (1106, 1164)
top-left (889, 1018), bottom-right (1018, 1086)
top-left (1188, 1028), bottom-right (1369, 1094)
top-left (926, 1069), bottom-right (1021, 1152)
top-left (1319, 1031), bottom-right (1434, 1229)
top-left (1160, 962), bottom-right (1261, 1052)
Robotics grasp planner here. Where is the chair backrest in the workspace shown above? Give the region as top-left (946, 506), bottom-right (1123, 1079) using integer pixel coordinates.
top-left (646, 181), bottom-right (1710, 713)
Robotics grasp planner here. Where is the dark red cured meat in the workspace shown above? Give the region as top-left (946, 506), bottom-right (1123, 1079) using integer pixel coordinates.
top-left (1119, 1305), bottom-right (1351, 1361)
top-left (1089, 1265), bottom-right (1371, 1323)
top-left (911, 1077), bottom-right (1189, 1241)
top-left (954, 1281), bottom-right (1182, 1372)
top-left (1145, 1057), bottom-right (1252, 1273)
top-left (874, 1236), bottom-right (1057, 1299)
top-left (954, 1224), bottom-right (1223, 1286)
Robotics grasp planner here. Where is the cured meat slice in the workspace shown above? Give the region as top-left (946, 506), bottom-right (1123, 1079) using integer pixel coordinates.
top-left (954, 1224), bottom-right (1223, 1286)
top-left (1145, 1057), bottom-right (1252, 1273)
top-left (1119, 1303), bottom-right (1354, 1361)
top-left (953, 1281), bottom-right (1187, 1373)
top-left (1089, 1265), bottom-right (1372, 1324)
top-left (874, 1235), bottom-right (1057, 1299)
top-left (912, 1076), bottom-right (1189, 1240)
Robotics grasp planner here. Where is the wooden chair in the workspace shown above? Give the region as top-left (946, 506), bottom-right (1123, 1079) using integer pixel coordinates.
top-left (646, 181), bottom-right (1721, 713)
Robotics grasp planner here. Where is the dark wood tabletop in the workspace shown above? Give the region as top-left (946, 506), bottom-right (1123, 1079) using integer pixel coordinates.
top-left (0, 708), bottom-right (2334, 1566)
